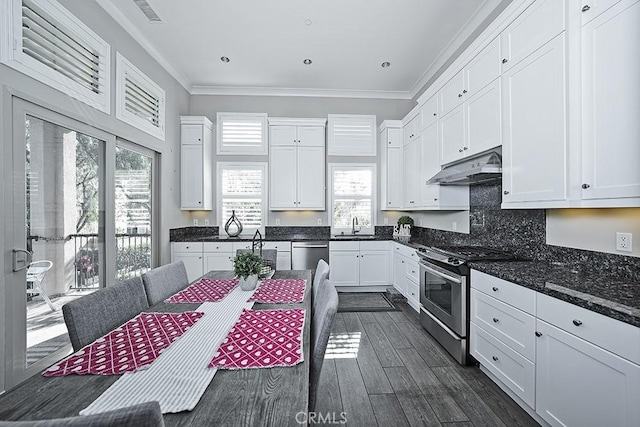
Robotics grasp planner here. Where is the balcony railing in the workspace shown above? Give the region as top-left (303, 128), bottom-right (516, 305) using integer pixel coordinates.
top-left (71, 233), bottom-right (151, 289)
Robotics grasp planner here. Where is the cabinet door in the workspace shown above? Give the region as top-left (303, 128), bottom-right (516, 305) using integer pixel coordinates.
top-left (297, 126), bottom-right (325, 147)
top-left (465, 37), bottom-right (501, 95)
top-left (421, 94), bottom-right (439, 130)
top-left (403, 117), bottom-right (418, 146)
top-left (403, 143), bottom-right (414, 208)
top-left (393, 253), bottom-right (406, 294)
top-left (421, 123), bottom-right (441, 207)
top-left (270, 146), bottom-right (297, 209)
top-left (500, 0), bottom-right (565, 71)
top-left (502, 35), bottom-right (566, 204)
top-left (359, 251), bottom-right (390, 286)
top-left (297, 146), bottom-right (325, 209)
top-left (173, 253), bottom-right (203, 282)
top-left (581, 0), bottom-right (640, 200)
top-left (439, 106), bottom-right (465, 166)
top-left (276, 252), bottom-right (291, 270)
top-left (329, 251), bottom-right (359, 286)
top-left (270, 125), bottom-right (297, 146)
top-left (581, 0), bottom-right (624, 25)
top-left (386, 146), bottom-right (403, 209)
top-left (535, 320), bottom-right (640, 427)
top-left (181, 125), bottom-right (204, 145)
top-left (387, 127), bottom-right (403, 148)
top-left (181, 144), bottom-right (204, 209)
top-left (204, 253), bottom-right (233, 272)
top-left (465, 78), bottom-right (502, 157)
top-left (439, 71), bottom-right (465, 117)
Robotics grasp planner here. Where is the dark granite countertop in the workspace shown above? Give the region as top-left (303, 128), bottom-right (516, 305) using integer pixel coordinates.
top-left (469, 260), bottom-right (640, 328)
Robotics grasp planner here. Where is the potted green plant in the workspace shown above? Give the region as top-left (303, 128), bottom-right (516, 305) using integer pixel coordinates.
top-left (233, 251), bottom-right (263, 291)
top-left (397, 215), bottom-right (414, 236)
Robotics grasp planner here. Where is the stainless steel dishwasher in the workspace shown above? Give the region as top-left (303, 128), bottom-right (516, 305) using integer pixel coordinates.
top-left (291, 241), bottom-right (329, 270)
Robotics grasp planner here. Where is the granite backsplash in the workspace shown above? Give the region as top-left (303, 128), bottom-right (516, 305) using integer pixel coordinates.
top-left (410, 183), bottom-right (640, 282)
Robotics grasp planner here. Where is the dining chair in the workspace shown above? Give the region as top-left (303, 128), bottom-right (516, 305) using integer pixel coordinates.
top-left (309, 278), bottom-right (339, 412)
top-left (235, 249), bottom-right (277, 271)
top-left (0, 401), bottom-right (164, 426)
top-left (141, 261), bottom-right (189, 306)
top-left (26, 260), bottom-right (56, 313)
top-left (62, 277), bottom-right (149, 351)
top-left (312, 259), bottom-right (330, 311)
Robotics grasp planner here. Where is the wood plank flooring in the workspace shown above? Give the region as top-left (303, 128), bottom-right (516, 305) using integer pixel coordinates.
top-left (315, 302), bottom-right (539, 427)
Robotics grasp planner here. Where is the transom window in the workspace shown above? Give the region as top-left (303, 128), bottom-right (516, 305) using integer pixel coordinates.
top-left (329, 164), bottom-right (376, 234)
top-left (217, 163), bottom-right (267, 234)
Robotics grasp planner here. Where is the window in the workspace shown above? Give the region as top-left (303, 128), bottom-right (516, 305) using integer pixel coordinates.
top-left (329, 164), bottom-right (376, 234)
top-left (1, 0), bottom-right (111, 113)
top-left (216, 113), bottom-right (268, 155)
top-left (327, 114), bottom-right (377, 156)
top-left (115, 53), bottom-right (165, 140)
top-left (217, 163), bottom-right (267, 235)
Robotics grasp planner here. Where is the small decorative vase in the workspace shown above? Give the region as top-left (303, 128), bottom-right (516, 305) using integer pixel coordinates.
top-left (224, 210), bottom-right (243, 237)
top-left (239, 274), bottom-right (258, 291)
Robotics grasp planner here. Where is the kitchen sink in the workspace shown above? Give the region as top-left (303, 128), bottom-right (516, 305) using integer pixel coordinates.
top-left (332, 235), bottom-right (377, 240)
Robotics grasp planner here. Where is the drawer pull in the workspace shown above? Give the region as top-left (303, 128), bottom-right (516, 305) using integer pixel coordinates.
top-left (492, 317), bottom-right (499, 323)
top-left (492, 356), bottom-right (499, 362)
top-left (492, 286), bottom-right (499, 292)
top-left (535, 331), bottom-right (542, 337)
top-left (582, 5), bottom-right (590, 12)
top-left (572, 319), bottom-right (583, 326)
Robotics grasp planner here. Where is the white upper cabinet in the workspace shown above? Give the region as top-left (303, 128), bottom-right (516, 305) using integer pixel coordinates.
top-left (500, 0), bottom-right (565, 71)
top-left (465, 37), bottom-right (501, 95)
top-left (464, 78), bottom-right (502, 158)
top-left (420, 94), bottom-right (439, 130)
top-left (269, 118), bottom-right (326, 210)
top-left (439, 105), bottom-right (466, 165)
top-left (580, 0), bottom-right (640, 202)
top-left (502, 34), bottom-right (567, 204)
top-left (327, 114), bottom-right (377, 156)
top-left (439, 71), bottom-right (465, 117)
top-left (403, 113), bottom-right (421, 146)
top-left (180, 116), bottom-right (213, 210)
top-left (580, 0), bottom-right (624, 24)
top-left (380, 121), bottom-right (403, 210)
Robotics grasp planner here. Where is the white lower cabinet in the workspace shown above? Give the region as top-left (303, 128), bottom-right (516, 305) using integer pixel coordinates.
top-left (330, 241), bottom-right (390, 287)
top-left (392, 243), bottom-right (420, 312)
top-left (393, 252), bottom-right (406, 294)
top-left (471, 270), bottom-right (640, 426)
top-left (171, 242), bottom-right (204, 282)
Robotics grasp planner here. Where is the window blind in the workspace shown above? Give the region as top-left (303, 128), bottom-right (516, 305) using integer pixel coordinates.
top-left (217, 114), bottom-right (268, 155)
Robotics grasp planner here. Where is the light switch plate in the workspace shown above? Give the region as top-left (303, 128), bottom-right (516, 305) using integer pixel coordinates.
top-left (317, 218), bottom-right (322, 225)
top-left (616, 232), bottom-right (632, 252)
top-left (275, 218), bottom-right (280, 226)
top-left (193, 219), bottom-right (198, 226)
top-left (204, 219), bottom-right (210, 226)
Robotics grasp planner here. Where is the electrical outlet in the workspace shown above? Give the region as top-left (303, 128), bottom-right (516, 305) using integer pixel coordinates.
top-left (317, 218), bottom-right (322, 225)
top-left (204, 219), bottom-right (210, 226)
top-left (616, 232), bottom-right (632, 252)
top-left (193, 219), bottom-right (198, 226)
top-left (275, 218), bottom-right (280, 226)
top-left (452, 221), bottom-right (457, 231)
top-left (383, 218), bottom-right (388, 225)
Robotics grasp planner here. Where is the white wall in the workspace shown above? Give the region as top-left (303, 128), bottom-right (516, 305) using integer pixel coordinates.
top-left (547, 208), bottom-right (640, 258)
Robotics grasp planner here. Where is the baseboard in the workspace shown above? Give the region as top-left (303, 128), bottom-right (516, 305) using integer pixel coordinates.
top-left (335, 286), bottom-right (389, 293)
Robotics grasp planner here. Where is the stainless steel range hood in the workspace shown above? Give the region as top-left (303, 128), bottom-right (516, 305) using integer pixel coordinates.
top-left (426, 148), bottom-right (502, 185)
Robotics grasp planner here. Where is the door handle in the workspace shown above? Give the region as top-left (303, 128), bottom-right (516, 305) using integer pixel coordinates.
top-left (13, 249), bottom-right (33, 272)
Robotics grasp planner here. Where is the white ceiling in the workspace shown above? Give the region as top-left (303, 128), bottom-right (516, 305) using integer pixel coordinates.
top-left (98, 0), bottom-right (511, 99)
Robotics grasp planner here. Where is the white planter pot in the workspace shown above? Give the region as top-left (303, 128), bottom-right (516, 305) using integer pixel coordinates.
top-left (239, 274), bottom-right (258, 291)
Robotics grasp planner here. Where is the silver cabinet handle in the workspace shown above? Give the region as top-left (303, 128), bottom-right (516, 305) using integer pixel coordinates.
top-left (535, 331), bottom-right (543, 337)
top-left (573, 319), bottom-right (583, 326)
top-left (582, 183), bottom-right (590, 189)
top-left (458, 94), bottom-right (463, 98)
top-left (492, 356), bottom-right (499, 361)
top-left (582, 5), bottom-right (590, 12)
top-left (503, 190), bottom-right (509, 195)
top-left (459, 149), bottom-right (464, 153)
top-left (433, 112), bottom-right (437, 116)
top-left (463, 89), bottom-right (467, 94)
top-left (492, 317), bottom-right (499, 323)
top-left (492, 286), bottom-right (499, 292)
top-left (463, 147), bottom-right (468, 150)
top-left (502, 58), bottom-right (508, 64)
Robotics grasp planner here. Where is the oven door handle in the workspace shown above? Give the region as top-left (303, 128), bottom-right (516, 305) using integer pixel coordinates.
top-left (421, 265), bottom-right (462, 284)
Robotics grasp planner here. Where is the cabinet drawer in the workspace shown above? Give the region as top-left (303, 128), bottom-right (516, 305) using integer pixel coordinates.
top-left (263, 241), bottom-right (291, 252)
top-left (471, 270), bottom-right (536, 315)
top-left (330, 241), bottom-right (360, 251)
top-left (405, 260), bottom-right (420, 283)
top-left (395, 243), bottom-right (418, 261)
top-left (537, 293), bottom-right (640, 365)
top-left (471, 289), bottom-right (536, 361)
top-left (470, 323), bottom-right (536, 407)
top-left (172, 242), bottom-right (203, 253)
top-left (232, 242), bottom-right (253, 252)
top-left (406, 280), bottom-right (420, 304)
top-left (358, 240), bottom-right (390, 251)
top-left (203, 242), bottom-right (233, 253)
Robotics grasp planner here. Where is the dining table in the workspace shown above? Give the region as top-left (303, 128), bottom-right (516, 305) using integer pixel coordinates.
top-left (0, 270), bottom-right (312, 427)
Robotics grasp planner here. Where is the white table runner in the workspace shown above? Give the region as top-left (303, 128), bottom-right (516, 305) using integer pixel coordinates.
top-left (80, 286), bottom-right (254, 415)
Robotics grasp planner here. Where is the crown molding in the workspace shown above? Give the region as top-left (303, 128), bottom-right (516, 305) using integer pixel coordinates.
top-left (190, 85), bottom-right (413, 99)
top-left (96, 0), bottom-right (193, 93)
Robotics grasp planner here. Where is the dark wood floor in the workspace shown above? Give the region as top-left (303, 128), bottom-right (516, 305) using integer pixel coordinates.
top-left (315, 302), bottom-right (540, 427)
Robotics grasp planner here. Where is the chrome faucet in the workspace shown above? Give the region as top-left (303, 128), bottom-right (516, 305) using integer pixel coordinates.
top-left (351, 217), bottom-right (360, 235)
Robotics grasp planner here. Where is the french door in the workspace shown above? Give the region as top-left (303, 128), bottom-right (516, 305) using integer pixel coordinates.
top-left (3, 99), bottom-right (156, 390)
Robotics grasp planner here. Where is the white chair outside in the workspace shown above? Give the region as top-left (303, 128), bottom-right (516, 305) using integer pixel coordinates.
top-left (26, 260), bottom-right (55, 312)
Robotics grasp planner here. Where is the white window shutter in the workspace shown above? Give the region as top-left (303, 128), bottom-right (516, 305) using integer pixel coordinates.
top-left (328, 114), bottom-right (377, 156)
top-left (1, 0), bottom-right (111, 113)
top-left (216, 113), bottom-right (268, 155)
top-left (115, 53), bottom-right (165, 140)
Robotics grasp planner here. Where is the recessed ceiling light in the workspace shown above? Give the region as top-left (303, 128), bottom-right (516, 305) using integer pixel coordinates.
top-left (303, 59), bottom-right (312, 65)
top-left (381, 61), bottom-right (391, 68)
top-left (220, 56), bottom-right (230, 63)
top-left (304, 19), bottom-right (313, 26)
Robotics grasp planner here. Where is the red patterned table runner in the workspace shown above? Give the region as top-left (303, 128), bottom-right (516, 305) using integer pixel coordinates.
top-left (209, 308), bottom-right (305, 369)
top-left (166, 278), bottom-right (239, 303)
top-left (248, 279), bottom-right (306, 304)
top-left (43, 311), bottom-right (204, 377)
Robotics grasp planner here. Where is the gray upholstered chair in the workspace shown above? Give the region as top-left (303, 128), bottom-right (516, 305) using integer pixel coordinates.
top-left (235, 249), bottom-right (277, 270)
top-left (62, 277), bottom-right (149, 351)
top-left (309, 278), bottom-right (339, 412)
top-left (0, 401), bottom-right (164, 426)
top-left (141, 261), bottom-right (189, 306)
top-left (312, 259), bottom-right (330, 311)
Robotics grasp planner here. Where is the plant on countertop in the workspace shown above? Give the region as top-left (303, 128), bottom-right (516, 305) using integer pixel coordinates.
top-left (233, 251), bottom-right (263, 280)
top-left (397, 216), bottom-right (415, 227)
